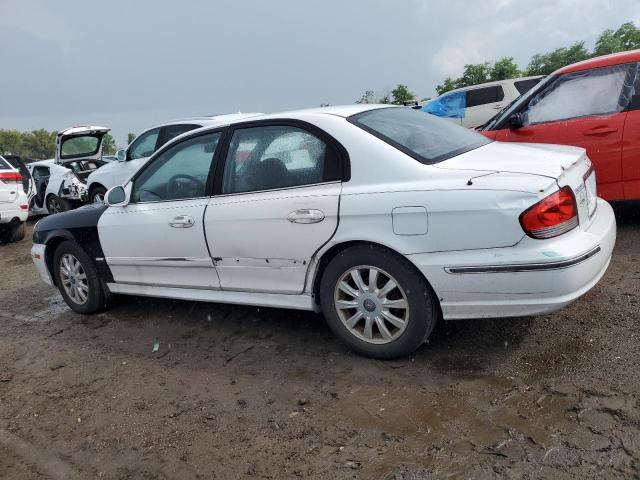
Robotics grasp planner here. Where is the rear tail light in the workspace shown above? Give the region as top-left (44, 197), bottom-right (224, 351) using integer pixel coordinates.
top-left (0, 171), bottom-right (22, 184)
top-left (20, 204), bottom-right (28, 210)
top-left (519, 186), bottom-right (578, 239)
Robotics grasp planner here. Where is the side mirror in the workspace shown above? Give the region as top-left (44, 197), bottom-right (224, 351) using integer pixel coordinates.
top-left (508, 113), bottom-right (524, 129)
top-left (105, 186), bottom-right (128, 207)
top-left (116, 149), bottom-right (126, 162)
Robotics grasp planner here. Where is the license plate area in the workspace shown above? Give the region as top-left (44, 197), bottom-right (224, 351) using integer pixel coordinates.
top-left (583, 169), bottom-right (597, 217)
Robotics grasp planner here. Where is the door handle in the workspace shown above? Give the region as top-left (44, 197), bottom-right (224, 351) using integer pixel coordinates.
top-left (168, 215), bottom-right (195, 228)
top-left (493, 105), bottom-right (505, 110)
top-left (584, 126), bottom-right (618, 136)
top-left (287, 209), bottom-right (325, 224)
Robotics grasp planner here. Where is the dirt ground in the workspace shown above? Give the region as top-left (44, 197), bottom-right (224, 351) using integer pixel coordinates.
top-left (0, 206), bottom-right (639, 480)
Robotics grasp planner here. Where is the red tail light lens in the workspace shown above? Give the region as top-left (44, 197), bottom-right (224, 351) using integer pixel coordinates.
top-left (519, 186), bottom-right (578, 239)
top-left (0, 171), bottom-right (22, 183)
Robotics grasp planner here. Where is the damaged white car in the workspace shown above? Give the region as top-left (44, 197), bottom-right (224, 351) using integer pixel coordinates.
top-left (28, 126), bottom-right (110, 214)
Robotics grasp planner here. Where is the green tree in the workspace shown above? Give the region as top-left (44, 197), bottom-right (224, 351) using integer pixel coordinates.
top-left (526, 42), bottom-right (590, 75)
top-left (458, 62), bottom-right (491, 87)
top-left (102, 133), bottom-right (116, 155)
top-left (127, 133), bottom-right (136, 145)
top-left (0, 130), bottom-right (25, 156)
top-left (435, 77), bottom-right (459, 95)
top-left (489, 57), bottom-right (521, 81)
top-left (355, 90), bottom-right (377, 104)
top-left (391, 84), bottom-right (415, 105)
top-left (22, 129), bottom-right (56, 160)
top-left (594, 22), bottom-right (640, 56)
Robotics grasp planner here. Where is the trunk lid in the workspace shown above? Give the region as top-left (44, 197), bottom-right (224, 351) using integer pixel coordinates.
top-left (436, 141), bottom-right (596, 230)
top-left (56, 126), bottom-right (110, 165)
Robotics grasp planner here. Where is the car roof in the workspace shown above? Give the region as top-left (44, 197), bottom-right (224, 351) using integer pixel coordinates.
top-left (556, 49), bottom-right (640, 74)
top-left (29, 159), bottom-right (56, 167)
top-left (435, 75), bottom-right (545, 96)
top-left (147, 113), bottom-right (264, 130)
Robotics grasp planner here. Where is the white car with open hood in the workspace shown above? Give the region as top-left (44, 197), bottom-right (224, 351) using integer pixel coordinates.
top-left (31, 106), bottom-right (616, 359)
top-left (28, 126), bottom-right (110, 215)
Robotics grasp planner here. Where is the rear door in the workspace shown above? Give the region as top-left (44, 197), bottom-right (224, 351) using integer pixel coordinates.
top-left (204, 122), bottom-right (345, 294)
top-left (494, 64), bottom-right (636, 201)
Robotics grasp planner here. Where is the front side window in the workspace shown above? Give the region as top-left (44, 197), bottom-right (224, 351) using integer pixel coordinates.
top-left (222, 126), bottom-right (335, 194)
top-left (60, 135), bottom-right (100, 158)
top-left (466, 86), bottom-right (504, 108)
top-left (523, 65), bottom-right (634, 126)
top-left (132, 132), bottom-right (221, 202)
top-left (129, 128), bottom-right (160, 160)
top-left (350, 107), bottom-right (491, 164)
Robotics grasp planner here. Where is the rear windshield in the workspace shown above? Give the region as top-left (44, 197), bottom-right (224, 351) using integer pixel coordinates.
top-left (61, 135), bottom-right (101, 159)
top-left (0, 157), bottom-right (10, 169)
top-left (349, 107), bottom-right (491, 164)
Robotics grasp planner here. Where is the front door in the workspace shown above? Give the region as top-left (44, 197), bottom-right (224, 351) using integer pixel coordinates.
top-left (205, 123), bottom-right (343, 294)
top-left (99, 131), bottom-right (223, 289)
top-left (494, 64), bottom-right (637, 201)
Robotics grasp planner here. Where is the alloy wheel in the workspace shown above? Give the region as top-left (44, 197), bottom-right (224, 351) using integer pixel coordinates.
top-left (333, 265), bottom-right (409, 344)
top-left (59, 253), bottom-right (89, 305)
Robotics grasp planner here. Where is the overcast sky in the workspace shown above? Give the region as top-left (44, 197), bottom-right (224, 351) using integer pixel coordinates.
top-left (1, 0), bottom-right (639, 144)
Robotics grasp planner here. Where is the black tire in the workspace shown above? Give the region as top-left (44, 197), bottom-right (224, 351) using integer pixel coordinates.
top-left (0, 221), bottom-right (25, 243)
top-left (46, 195), bottom-right (71, 214)
top-left (89, 186), bottom-right (107, 204)
top-left (319, 245), bottom-right (437, 359)
top-left (52, 240), bottom-right (110, 314)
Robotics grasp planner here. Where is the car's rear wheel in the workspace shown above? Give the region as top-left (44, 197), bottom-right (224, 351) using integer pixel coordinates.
top-left (0, 221), bottom-right (25, 243)
top-left (90, 186), bottom-right (107, 204)
top-left (319, 245), bottom-right (437, 359)
top-left (46, 195), bottom-right (71, 214)
top-left (53, 241), bottom-right (108, 314)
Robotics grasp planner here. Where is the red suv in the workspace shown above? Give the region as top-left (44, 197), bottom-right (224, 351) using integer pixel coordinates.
top-left (481, 50), bottom-right (640, 201)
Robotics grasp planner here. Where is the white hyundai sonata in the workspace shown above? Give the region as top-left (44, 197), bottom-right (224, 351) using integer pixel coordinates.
top-left (31, 105), bottom-right (616, 358)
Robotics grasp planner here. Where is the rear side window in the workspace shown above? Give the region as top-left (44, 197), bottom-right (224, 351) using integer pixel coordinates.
top-left (466, 86), bottom-right (504, 108)
top-left (222, 126), bottom-right (338, 194)
top-left (524, 65), bottom-right (634, 125)
top-left (514, 78), bottom-right (542, 95)
top-left (0, 157), bottom-right (9, 169)
top-left (350, 107), bottom-right (491, 164)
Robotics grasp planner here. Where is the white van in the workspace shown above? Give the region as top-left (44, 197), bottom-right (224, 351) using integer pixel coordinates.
top-left (422, 76), bottom-right (544, 128)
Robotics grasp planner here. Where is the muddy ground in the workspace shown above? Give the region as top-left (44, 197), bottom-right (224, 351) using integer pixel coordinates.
top-left (0, 206), bottom-right (639, 480)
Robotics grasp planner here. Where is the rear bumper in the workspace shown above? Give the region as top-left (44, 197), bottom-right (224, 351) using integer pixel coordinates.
top-left (31, 243), bottom-right (54, 286)
top-left (408, 198), bottom-right (616, 320)
top-left (0, 204), bottom-right (28, 224)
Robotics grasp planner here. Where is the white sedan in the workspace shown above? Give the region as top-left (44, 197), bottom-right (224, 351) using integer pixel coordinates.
top-left (30, 105), bottom-right (616, 358)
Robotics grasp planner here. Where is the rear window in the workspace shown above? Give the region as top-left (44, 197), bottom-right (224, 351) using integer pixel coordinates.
top-left (349, 107), bottom-right (491, 164)
top-left (61, 135), bottom-right (101, 159)
top-left (0, 157), bottom-right (10, 169)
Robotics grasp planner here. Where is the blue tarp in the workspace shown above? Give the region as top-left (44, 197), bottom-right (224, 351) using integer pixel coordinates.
top-left (422, 91), bottom-right (466, 119)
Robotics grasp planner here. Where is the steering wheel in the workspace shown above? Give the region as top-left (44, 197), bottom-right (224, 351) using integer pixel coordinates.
top-left (166, 174), bottom-right (204, 199)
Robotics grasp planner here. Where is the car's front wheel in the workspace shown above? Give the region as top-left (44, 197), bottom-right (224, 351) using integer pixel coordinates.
top-left (53, 241), bottom-right (108, 314)
top-left (89, 186), bottom-right (107, 204)
top-left (319, 245), bottom-right (438, 359)
top-left (46, 195), bottom-right (71, 214)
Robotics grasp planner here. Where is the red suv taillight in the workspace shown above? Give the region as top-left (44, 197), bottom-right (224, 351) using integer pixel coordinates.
top-left (0, 171), bottom-right (22, 184)
top-left (519, 186), bottom-right (578, 239)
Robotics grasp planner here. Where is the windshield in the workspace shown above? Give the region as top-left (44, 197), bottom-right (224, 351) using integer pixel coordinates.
top-left (349, 107), bottom-right (491, 164)
top-left (483, 75), bottom-right (556, 130)
top-left (0, 157), bottom-right (10, 169)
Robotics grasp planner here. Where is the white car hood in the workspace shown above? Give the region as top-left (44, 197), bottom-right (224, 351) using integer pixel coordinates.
top-left (435, 141), bottom-right (586, 180)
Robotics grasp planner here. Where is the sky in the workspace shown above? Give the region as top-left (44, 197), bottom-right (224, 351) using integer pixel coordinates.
top-left (1, 0), bottom-right (639, 145)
